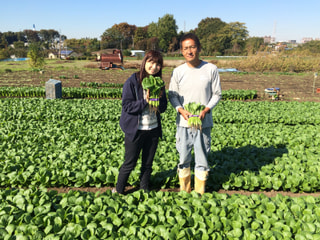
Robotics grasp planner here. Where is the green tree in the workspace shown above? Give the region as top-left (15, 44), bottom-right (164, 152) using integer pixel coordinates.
top-left (297, 40), bottom-right (320, 54)
top-left (147, 14), bottom-right (177, 52)
top-left (2, 31), bottom-right (19, 45)
top-left (133, 27), bottom-right (148, 49)
top-left (245, 37), bottom-right (265, 55)
top-left (196, 18), bottom-right (227, 55)
top-left (13, 41), bottom-right (27, 57)
top-left (27, 43), bottom-right (45, 70)
top-left (220, 22), bottom-right (249, 55)
top-left (87, 38), bottom-right (100, 53)
top-left (101, 27), bottom-right (123, 49)
top-left (38, 29), bottom-right (59, 49)
top-left (0, 48), bottom-right (10, 60)
top-left (23, 30), bottom-right (40, 43)
top-left (0, 35), bottom-right (8, 49)
top-left (197, 19), bottom-right (248, 55)
top-left (147, 22), bottom-right (159, 38)
top-left (197, 17), bottom-right (226, 39)
top-left (156, 14), bottom-right (178, 52)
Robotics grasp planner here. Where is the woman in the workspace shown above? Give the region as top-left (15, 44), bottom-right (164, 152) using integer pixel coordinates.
top-left (115, 50), bottom-right (167, 194)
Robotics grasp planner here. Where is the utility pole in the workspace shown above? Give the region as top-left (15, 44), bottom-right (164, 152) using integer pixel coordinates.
top-left (59, 30), bottom-right (61, 59)
top-left (272, 21), bottom-right (277, 43)
top-left (313, 73), bottom-right (318, 94)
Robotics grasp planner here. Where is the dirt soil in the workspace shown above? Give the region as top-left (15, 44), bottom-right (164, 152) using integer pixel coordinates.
top-left (2, 59), bottom-right (320, 102)
top-left (2, 59), bottom-right (320, 197)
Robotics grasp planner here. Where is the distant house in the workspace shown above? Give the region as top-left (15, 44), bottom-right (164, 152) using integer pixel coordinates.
top-left (48, 50), bottom-right (82, 59)
top-left (48, 51), bottom-right (59, 59)
top-left (130, 50), bottom-right (145, 57)
top-left (60, 50), bottom-right (73, 59)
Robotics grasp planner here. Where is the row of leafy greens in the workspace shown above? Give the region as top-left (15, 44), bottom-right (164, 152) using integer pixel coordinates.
top-left (1, 188), bottom-right (320, 239)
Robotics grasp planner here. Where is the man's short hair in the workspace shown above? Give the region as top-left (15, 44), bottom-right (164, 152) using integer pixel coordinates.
top-left (180, 33), bottom-right (201, 49)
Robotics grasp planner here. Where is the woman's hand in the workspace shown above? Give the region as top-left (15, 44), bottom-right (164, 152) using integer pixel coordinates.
top-left (146, 89), bottom-right (150, 103)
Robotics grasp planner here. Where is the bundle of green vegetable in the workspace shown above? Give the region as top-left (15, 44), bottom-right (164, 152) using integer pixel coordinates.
top-left (184, 102), bottom-right (205, 129)
top-left (142, 75), bottom-right (165, 111)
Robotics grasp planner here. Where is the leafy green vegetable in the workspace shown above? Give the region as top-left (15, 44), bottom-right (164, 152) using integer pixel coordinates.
top-left (141, 75), bottom-right (165, 110)
top-left (184, 102), bottom-right (205, 129)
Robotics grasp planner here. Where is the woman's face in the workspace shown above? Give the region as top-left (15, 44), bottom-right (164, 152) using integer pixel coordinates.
top-left (145, 59), bottom-right (161, 75)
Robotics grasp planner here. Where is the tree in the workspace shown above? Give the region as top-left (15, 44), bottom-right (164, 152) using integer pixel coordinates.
top-left (196, 17), bottom-right (227, 55)
top-left (115, 23), bottom-right (136, 49)
top-left (153, 14), bottom-right (178, 52)
top-left (101, 27), bottom-right (123, 49)
top-left (196, 19), bottom-right (248, 55)
top-left (86, 38), bottom-right (100, 53)
top-left (245, 37), bottom-right (265, 55)
top-left (23, 30), bottom-right (40, 43)
top-left (101, 23), bottom-right (136, 49)
top-left (135, 39), bottom-right (148, 50)
top-left (147, 22), bottom-right (159, 38)
top-left (0, 49), bottom-right (10, 60)
top-left (196, 18), bottom-right (226, 39)
top-left (38, 29), bottom-right (60, 49)
top-left (13, 41), bottom-right (27, 57)
top-left (133, 27), bottom-right (148, 49)
top-left (147, 37), bottom-right (159, 51)
top-left (0, 35), bottom-right (8, 49)
top-left (3, 31), bottom-right (19, 45)
top-left (27, 43), bottom-right (45, 70)
top-left (297, 40), bottom-right (320, 54)
top-left (219, 22), bottom-right (249, 55)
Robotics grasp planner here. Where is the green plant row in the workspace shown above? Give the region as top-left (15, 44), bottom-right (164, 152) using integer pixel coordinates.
top-left (0, 98), bottom-right (320, 193)
top-left (80, 82), bottom-right (123, 88)
top-left (213, 101), bottom-right (320, 125)
top-left (222, 89), bottom-right (257, 100)
top-left (1, 188), bottom-right (320, 239)
top-left (63, 88), bottom-right (122, 99)
top-left (0, 87), bottom-right (122, 99)
top-left (0, 87), bottom-right (257, 100)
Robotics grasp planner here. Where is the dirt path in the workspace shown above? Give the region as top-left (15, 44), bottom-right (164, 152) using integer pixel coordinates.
top-left (46, 186), bottom-right (320, 198)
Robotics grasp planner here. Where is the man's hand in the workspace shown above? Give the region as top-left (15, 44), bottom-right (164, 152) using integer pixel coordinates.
top-left (199, 107), bottom-right (210, 120)
top-left (178, 107), bottom-right (191, 121)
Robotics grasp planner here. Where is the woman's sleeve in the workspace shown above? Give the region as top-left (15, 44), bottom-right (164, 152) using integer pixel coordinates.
top-left (122, 76), bottom-right (148, 115)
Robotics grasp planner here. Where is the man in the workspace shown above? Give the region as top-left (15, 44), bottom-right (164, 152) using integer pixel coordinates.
top-left (168, 33), bottom-right (221, 194)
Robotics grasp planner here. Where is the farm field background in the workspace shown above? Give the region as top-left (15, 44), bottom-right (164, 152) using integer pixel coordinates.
top-left (1, 58), bottom-right (320, 102)
top-left (1, 58), bottom-right (320, 239)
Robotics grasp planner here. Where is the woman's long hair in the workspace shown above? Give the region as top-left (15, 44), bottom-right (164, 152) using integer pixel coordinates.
top-left (137, 50), bottom-right (163, 84)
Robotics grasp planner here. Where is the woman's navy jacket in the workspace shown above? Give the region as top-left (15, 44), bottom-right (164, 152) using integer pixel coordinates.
top-left (119, 73), bottom-right (167, 141)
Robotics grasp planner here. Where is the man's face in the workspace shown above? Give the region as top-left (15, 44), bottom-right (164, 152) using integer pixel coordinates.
top-left (181, 39), bottom-right (200, 65)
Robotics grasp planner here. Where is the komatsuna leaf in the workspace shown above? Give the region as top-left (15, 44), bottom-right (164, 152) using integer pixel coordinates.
top-left (64, 223), bottom-right (82, 238)
top-left (53, 216), bottom-right (63, 233)
top-left (5, 224), bottom-right (15, 236)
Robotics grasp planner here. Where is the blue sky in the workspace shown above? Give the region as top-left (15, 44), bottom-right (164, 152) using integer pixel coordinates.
top-left (1, 0), bottom-right (319, 43)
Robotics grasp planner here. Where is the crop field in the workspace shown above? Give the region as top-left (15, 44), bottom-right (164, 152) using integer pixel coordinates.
top-left (1, 59), bottom-right (320, 239)
top-left (1, 97), bottom-right (320, 239)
